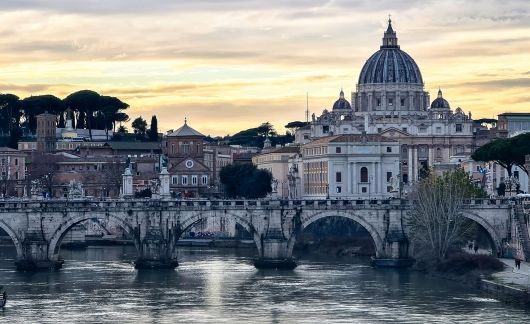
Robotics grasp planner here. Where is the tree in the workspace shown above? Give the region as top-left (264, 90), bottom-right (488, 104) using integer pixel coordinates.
top-left (406, 168), bottom-right (486, 262)
top-left (148, 115), bottom-right (158, 141)
top-left (285, 121), bottom-right (310, 135)
top-left (64, 90), bottom-right (101, 140)
top-left (0, 94), bottom-right (22, 137)
top-left (472, 133), bottom-right (530, 178)
top-left (131, 117), bottom-right (147, 140)
top-left (98, 95), bottom-right (129, 139)
top-left (27, 153), bottom-right (61, 198)
top-left (220, 164), bottom-right (272, 198)
top-left (21, 95), bottom-right (64, 133)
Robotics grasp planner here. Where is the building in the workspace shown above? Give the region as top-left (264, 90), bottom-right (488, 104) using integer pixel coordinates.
top-left (36, 112), bottom-right (57, 152)
top-left (163, 120), bottom-right (212, 197)
top-left (0, 147), bottom-right (26, 197)
top-left (498, 113), bottom-right (530, 135)
top-left (298, 19), bottom-right (476, 186)
top-left (252, 146), bottom-right (300, 198)
top-left (290, 134), bottom-right (400, 199)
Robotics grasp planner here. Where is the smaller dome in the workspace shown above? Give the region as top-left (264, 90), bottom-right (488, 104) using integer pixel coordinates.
top-left (430, 89), bottom-right (450, 109)
top-left (332, 89), bottom-right (351, 110)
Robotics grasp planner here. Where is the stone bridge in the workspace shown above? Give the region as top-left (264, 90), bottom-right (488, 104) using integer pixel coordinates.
top-left (0, 198), bottom-right (514, 270)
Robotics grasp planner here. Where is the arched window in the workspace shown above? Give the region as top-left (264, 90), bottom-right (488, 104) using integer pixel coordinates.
top-left (360, 167), bottom-right (368, 183)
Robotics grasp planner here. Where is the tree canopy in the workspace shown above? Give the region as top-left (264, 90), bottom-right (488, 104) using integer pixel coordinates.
top-left (472, 133), bottom-right (530, 176)
top-left (220, 164), bottom-right (272, 199)
top-left (0, 90), bottom-right (130, 145)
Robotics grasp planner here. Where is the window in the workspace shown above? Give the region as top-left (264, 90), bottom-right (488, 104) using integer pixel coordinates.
top-left (335, 147), bottom-right (341, 153)
top-left (15, 172), bottom-right (19, 180)
top-left (514, 171), bottom-right (519, 179)
top-left (14, 158), bottom-right (18, 166)
top-left (386, 147), bottom-right (392, 153)
top-left (202, 175), bottom-right (208, 185)
top-left (400, 98), bottom-right (405, 106)
top-left (172, 176), bottom-right (178, 185)
top-left (386, 172), bottom-right (392, 182)
top-left (181, 176), bottom-right (188, 185)
top-left (388, 98), bottom-right (393, 106)
top-left (436, 127), bottom-right (442, 134)
top-left (402, 127), bottom-right (407, 133)
top-left (436, 148), bottom-right (442, 158)
top-left (456, 124), bottom-right (463, 132)
top-left (336, 186), bottom-right (342, 193)
top-left (362, 187), bottom-right (367, 193)
top-left (360, 167), bottom-right (368, 183)
top-left (419, 127), bottom-right (427, 133)
top-left (376, 98), bottom-right (381, 106)
top-left (192, 175), bottom-right (198, 185)
top-left (336, 172), bottom-right (342, 183)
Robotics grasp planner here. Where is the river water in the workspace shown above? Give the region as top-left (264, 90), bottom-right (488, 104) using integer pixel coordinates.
top-left (1, 245), bottom-right (529, 323)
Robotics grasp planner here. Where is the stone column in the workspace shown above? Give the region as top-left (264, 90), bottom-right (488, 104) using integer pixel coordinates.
top-left (407, 147), bottom-right (413, 183)
top-left (352, 162), bottom-right (357, 195)
top-left (159, 167), bottom-right (170, 198)
top-left (347, 162), bottom-right (352, 194)
top-left (377, 161), bottom-right (383, 197)
top-left (413, 147), bottom-right (419, 181)
top-left (428, 147), bottom-right (434, 167)
top-left (122, 168), bottom-right (133, 198)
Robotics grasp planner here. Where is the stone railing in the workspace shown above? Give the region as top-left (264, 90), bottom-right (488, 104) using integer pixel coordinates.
top-left (0, 197), bottom-right (513, 212)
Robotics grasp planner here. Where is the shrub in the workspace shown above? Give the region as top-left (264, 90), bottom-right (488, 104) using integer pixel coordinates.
top-left (436, 252), bottom-right (504, 275)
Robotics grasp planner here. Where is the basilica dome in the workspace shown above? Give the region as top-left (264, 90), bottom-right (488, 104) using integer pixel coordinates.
top-left (430, 89), bottom-right (450, 109)
top-left (332, 89), bottom-right (351, 110)
top-left (358, 19), bottom-right (423, 85)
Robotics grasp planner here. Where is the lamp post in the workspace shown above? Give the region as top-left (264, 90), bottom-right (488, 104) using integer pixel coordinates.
top-left (326, 183), bottom-right (329, 199)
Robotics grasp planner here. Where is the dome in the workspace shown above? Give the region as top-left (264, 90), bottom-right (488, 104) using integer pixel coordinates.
top-left (430, 89), bottom-right (450, 109)
top-left (332, 89), bottom-right (351, 110)
top-left (358, 19), bottom-right (423, 85)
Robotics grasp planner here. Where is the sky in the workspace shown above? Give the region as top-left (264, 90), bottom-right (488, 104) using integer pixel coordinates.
top-left (0, 0), bottom-right (529, 136)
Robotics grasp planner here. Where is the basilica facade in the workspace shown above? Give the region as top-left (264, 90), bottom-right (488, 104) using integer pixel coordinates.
top-left (291, 19), bottom-right (480, 199)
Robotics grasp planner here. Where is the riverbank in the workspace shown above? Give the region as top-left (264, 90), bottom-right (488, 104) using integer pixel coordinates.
top-left (417, 253), bottom-right (530, 306)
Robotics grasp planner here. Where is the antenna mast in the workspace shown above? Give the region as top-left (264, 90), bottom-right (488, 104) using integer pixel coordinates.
top-left (305, 92), bottom-right (309, 123)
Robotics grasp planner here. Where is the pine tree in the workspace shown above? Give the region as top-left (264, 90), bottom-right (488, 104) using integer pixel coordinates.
top-left (148, 115), bottom-right (158, 141)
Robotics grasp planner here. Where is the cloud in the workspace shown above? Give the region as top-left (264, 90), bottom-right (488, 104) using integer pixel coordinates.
top-left (0, 1), bottom-right (528, 135)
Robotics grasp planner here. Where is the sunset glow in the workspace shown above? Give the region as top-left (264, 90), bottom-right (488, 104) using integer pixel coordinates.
top-left (1, 1), bottom-right (529, 135)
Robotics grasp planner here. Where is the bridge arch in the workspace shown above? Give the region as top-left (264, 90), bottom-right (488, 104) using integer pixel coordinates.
top-left (288, 210), bottom-right (385, 257)
top-left (48, 213), bottom-right (136, 261)
top-left (462, 210), bottom-right (502, 254)
top-left (0, 219), bottom-right (23, 258)
top-left (177, 210), bottom-right (262, 256)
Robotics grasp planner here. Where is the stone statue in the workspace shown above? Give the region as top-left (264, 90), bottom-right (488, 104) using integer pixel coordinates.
top-left (159, 154), bottom-right (168, 169)
top-left (125, 156), bottom-right (131, 169)
top-left (67, 180), bottom-right (84, 199)
top-left (271, 178), bottom-right (279, 193)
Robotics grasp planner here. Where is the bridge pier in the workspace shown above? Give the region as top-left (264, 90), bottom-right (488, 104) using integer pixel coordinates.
top-left (254, 227), bottom-right (297, 270)
top-left (134, 228), bottom-right (178, 269)
top-left (15, 232), bottom-right (64, 271)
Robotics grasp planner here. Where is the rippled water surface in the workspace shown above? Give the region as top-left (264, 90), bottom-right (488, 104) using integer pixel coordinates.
top-left (1, 245), bottom-right (529, 323)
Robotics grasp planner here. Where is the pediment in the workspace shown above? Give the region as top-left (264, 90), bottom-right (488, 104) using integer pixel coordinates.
top-left (169, 157), bottom-right (209, 173)
top-left (380, 127), bottom-right (412, 138)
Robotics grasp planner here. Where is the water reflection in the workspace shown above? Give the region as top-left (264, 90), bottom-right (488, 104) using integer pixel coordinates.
top-left (0, 246), bottom-right (529, 323)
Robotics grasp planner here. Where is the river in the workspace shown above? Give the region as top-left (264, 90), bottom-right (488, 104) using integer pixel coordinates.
top-left (0, 245), bottom-right (529, 323)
